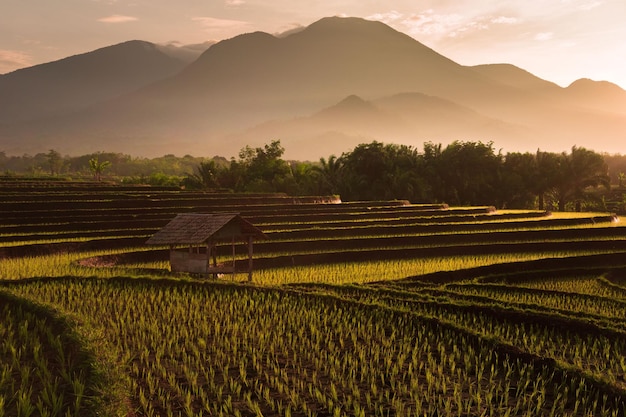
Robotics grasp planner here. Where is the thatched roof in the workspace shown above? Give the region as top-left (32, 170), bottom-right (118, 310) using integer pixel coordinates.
top-left (146, 213), bottom-right (266, 245)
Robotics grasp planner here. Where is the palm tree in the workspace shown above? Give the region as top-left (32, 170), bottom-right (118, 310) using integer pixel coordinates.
top-left (89, 156), bottom-right (111, 182)
top-left (554, 146), bottom-right (609, 211)
top-left (532, 150), bottom-right (561, 210)
top-left (185, 160), bottom-right (220, 189)
top-left (312, 155), bottom-right (343, 195)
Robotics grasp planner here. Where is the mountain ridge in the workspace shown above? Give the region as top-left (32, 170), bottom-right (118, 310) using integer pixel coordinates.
top-left (0, 16), bottom-right (624, 158)
top-left (0, 40), bottom-right (191, 124)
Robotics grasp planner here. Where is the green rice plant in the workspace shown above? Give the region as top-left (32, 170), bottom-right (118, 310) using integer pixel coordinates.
top-left (446, 282), bottom-right (626, 321)
top-left (4, 278), bottom-right (624, 416)
top-left (3, 190), bottom-right (626, 416)
top-left (0, 247), bottom-right (159, 280)
top-left (514, 275), bottom-right (626, 299)
top-left (0, 292), bottom-right (110, 417)
top-left (251, 250), bottom-right (625, 285)
top-left (0, 234), bottom-right (150, 248)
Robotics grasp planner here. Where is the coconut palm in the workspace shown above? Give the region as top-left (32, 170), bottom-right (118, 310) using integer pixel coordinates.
top-left (554, 146), bottom-right (609, 211)
top-left (184, 160), bottom-right (220, 189)
top-left (312, 154), bottom-right (343, 195)
top-left (88, 156), bottom-right (111, 182)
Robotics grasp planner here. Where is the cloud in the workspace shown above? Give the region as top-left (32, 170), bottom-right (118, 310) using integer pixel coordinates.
top-left (192, 16), bottom-right (250, 31)
top-left (366, 11), bottom-right (403, 22)
top-left (97, 15), bottom-right (138, 23)
top-left (491, 16), bottom-right (519, 24)
top-left (374, 9), bottom-right (463, 36)
top-left (225, 0), bottom-right (245, 6)
top-left (275, 23), bottom-right (306, 38)
top-left (577, 1), bottom-right (603, 10)
top-left (367, 9), bottom-right (520, 40)
top-left (407, 11), bottom-right (493, 38)
top-left (534, 32), bottom-right (554, 41)
top-left (560, 0), bottom-right (604, 10)
top-left (0, 49), bottom-right (32, 73)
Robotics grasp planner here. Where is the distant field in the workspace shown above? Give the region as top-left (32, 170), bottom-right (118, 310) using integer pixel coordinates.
top-left (1, 180), bottom-right (625, 417)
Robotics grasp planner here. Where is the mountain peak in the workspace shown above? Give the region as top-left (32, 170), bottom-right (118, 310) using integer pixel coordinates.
top-left (563, 78), bottom-right (626, 115)
top-left (306, 16), bottom-right (384, 29)
top-left (192, 31), bottom-right (277, 65)
top-left (336, 94), bottom-right (369, 107)
top-left (0, 39), bottom-right (190, 123)
top-left (567, 78), bottom-right (625, 93)
top-left (313, 95), bottom-right (384, 122)
top-left (295, 15), bottom-right (417, 44)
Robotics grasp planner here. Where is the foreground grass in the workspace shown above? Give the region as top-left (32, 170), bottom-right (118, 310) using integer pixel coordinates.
top-left (0, 248), bottom-right (158, 280)
top-left (3, 247), bottom-right (626, 285)
top-left (0, 291), bottom-right (119, 417)
top-left (4, 278), bottom-right (625, 417)
top-left (2, 193), bottom-right (625, 416)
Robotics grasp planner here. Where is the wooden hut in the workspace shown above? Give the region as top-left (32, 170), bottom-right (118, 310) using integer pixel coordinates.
top-left (146, 213), bottom-right (267, 281)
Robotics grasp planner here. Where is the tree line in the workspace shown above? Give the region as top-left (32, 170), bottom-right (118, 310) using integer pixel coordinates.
top-left (2, 140), bottom-right (625, 211)
top-left (184, 140), bottom-right (615, 211)
top-left (0, 151), bottom-right (219, 186)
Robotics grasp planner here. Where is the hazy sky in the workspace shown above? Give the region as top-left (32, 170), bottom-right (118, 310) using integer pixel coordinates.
top-left (1, 0), bottom-right (624, 89)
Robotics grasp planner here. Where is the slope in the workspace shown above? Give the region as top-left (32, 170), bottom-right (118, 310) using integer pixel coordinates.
top-left (0, 40), bottom-right (190, 124)
top-left (0, 16), bottom-right (624, 158)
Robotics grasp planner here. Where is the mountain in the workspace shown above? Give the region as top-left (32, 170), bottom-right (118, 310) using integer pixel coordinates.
top-left (470, 64), bottom-right (561, 93)
top-left (563, 78), bottom-right (626, 115)
top-left (0, 40), bottom-right (191, 124)
top-left (156, 42), bottom-right (212, 64)
top-left (87, 16), bottom-right (501, 133)
top-left (229, 93), bottom-right (530, 160)
top-left (0, 16), bottom-right (625, 158)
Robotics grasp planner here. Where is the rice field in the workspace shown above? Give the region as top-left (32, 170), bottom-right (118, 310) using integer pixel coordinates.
top-left (1, 180), bottom-right (626, 416)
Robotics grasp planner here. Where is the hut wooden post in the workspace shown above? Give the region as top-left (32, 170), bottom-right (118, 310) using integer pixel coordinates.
top-left (211, 243), bottom-right (217, 268)
top-left (206, 242), bottom-right (210, 278)
top-left (231, 235), bottom-right (236, 279)
top-left (210, 242), bottom-right (218, 279)
top-left (247, 236), bottom-right (254, 282)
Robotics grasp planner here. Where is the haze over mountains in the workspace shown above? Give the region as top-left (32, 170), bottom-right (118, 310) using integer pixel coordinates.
top-left (1, 16), bottom-right (624, 160)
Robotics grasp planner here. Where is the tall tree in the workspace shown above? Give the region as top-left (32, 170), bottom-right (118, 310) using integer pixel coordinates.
top-left (46, 149), bottom-right (63, 176)
top-left (226, 140), bottom-right (292, 192)
top-left (429, 141), bottom-right (502, 205)
top-left (311, 155), bottom-right (343, 195)
top-left (184, 160), bottom-right (220, 189)
top-left (554, 146), bottom-right (610, 211)
top-left (499, 152), bottom-right (537, 209)
top-left (289, 161), bottom-right (320, 195)
top-left (88, 156), bottom-right (111, 182)
top-left (532, 151), bottom-right (562, 210)
top-left (339, 142), bottom-right (426, 201)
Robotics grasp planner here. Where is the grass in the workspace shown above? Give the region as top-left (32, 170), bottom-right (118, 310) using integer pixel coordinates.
top-left (0, 247), bottom-right (158, 280)
top-left (2, 185), bottom-right (626, 416)
top-left (250, 250), bottom-right (626, 285)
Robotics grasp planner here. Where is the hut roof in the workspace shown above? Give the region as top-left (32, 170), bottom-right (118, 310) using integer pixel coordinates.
top-left (146, 213), bottom-right (266, 245)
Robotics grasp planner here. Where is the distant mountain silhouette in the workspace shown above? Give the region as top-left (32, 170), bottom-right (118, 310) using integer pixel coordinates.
top-left (0, 40), bottom-right (190, 124)
top-left (156, 42), bottom-right (213, 64)
top-left (470, 64), bottom-right (561, 92)
top-left (563, 78), bottom-right (626, 115)
top-left (0, 16), bottom-right (625, 158)
top-left (229, 93), bottom-right (529, 160)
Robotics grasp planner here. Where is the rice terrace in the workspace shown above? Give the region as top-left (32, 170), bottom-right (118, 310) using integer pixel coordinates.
top-left (0, 177), bottom-right (625, 417)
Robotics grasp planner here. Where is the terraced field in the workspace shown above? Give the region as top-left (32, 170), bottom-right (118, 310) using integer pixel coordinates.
top-left (1, 180), bottom-right (625, 416)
